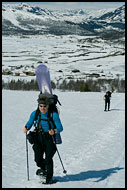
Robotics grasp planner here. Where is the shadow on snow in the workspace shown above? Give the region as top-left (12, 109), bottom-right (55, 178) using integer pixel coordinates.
top-left (110, 108), bottom-right (124, 111)
top-left (55, 167), bottom-right (124, 183)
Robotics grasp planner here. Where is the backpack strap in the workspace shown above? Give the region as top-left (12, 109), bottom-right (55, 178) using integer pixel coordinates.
top-left (33, 108), bottom-right (56, 131)
top-left (48, 112), bottom-right (57, 129)
top-left (34, 108), bottom-right (42, 131)
top-left (46, 112), bottom-right (56, 131)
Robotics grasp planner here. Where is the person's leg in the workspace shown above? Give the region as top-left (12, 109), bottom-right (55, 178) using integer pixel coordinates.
top-left (104, 101), bottom-right (107, 111)
top-left (44, 135), bottom-right (56, 182)
top-left (32, 143), bottom-right (46, 170)
top-left (108, 101), bottom-right (110, 111)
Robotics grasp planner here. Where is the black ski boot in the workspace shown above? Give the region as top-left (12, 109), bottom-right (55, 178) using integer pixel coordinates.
top-left (36, 168), bottom-right (47, 177)
top-left (42, 177), bottom-right (58, 184)
top-left (42, 175), bottom-right (54, 184)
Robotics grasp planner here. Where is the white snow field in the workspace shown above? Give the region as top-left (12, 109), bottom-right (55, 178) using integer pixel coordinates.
top-left (2, 35), bottom-right (125, 84)
top-left (2, 90), bottom-right (125, 188)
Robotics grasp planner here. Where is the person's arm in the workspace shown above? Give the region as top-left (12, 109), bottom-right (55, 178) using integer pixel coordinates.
top-left (23, 111), bottom-right (36, 133)
top-left (52, 112), bottom-right (63, 133)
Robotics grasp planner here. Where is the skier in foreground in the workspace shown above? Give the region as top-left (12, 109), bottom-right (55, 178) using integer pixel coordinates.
top-left (23, 95), bottom-right (63, 184)
top-left (103, 91), bottom-right (112, 111)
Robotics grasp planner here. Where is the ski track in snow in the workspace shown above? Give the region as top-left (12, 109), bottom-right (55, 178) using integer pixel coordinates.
top-left (2, 90), bottom-right (125, 188)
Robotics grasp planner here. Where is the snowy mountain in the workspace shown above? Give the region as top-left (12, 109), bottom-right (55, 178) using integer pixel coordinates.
top-left (2, 3), bottom-right (125, 91)
top-left (2, 3), bottom-right (125, 38)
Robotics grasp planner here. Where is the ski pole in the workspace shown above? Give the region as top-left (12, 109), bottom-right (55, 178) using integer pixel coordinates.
top-left (56, 147), bottom-right (67, 174)
top-left (26, 132), bottom-right (30, 181)
top-left (52, 135), bottom-right (67, 174)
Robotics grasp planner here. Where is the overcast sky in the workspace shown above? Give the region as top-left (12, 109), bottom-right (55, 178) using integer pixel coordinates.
top-left (3, 2), bottom-right (125, 10)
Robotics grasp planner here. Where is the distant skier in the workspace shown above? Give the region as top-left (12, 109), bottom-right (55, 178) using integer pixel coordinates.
top-left (103, 91), bottom-right (112, 111)
top-left (23, 95), bottom-right (63, 184)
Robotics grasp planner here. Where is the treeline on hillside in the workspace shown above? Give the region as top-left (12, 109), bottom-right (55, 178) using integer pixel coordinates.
top-left (2, 77), bottom-right (125, 92)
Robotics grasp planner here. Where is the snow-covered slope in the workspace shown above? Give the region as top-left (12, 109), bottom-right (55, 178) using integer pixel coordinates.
top-left (2, 34), bottom-right (125, 84)
top-left (2, 90), bottom-right (125, 188)
top-left (2, 3), bottom-right (125, 36)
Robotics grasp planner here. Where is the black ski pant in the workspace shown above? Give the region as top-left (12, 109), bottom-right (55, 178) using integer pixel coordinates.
top-left (105, 100), bottom-right (110, 111)
top-left (32, 132), bottom-right (56, 178)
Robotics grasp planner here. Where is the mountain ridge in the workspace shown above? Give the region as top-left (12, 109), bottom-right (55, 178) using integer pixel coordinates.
top-left (2, 3), bottom-right (125, 39)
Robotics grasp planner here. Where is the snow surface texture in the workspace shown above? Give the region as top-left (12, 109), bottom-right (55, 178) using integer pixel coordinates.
top-left (2, 90), bottom-right (125, 188)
